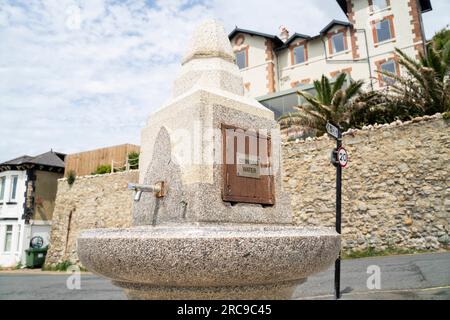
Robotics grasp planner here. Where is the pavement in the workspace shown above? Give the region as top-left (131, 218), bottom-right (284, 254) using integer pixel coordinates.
top-left (0, 252), bottom-right (449, 300)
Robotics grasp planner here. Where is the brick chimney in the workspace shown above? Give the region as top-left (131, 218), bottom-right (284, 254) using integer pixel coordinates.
top-left (279, 25), bottom-right (289, 42)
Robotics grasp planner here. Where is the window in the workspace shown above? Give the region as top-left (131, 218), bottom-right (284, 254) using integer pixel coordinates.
top-left (10, 175), bottom-right (18, 202)
top-left (4, 225), bottom-right (13, 252)
top-left (16, 225), bottom-right (21, 252)
top-left (331, 33), bottom-right (345, 53)
top-left (380, 60), bottom-right (397, 85)
top-left (375, 19), bottom-right (393, 43)
top-left (235, 50), bottom-right (247, 69)
top-left (293, 45), bottom-right (306, 64)
top-left (0, 177), bottom-right (5, 202)
top-left (372, 0), bottom-right (389, 11)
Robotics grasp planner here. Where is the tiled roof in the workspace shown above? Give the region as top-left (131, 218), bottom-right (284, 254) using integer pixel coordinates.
top-left (0, 151), bottom-right (65, 170)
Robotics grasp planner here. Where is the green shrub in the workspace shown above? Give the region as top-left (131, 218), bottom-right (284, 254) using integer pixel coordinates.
top-left (67, 170), bottom-right (76, 186)
top-left (127, 151), bottom-right (140, 170)
top-left (443, 111), bottom-right (450, 120)
top-left (42, 260), bottom-right (88, 272)
top-left (92, 164), bottom-right (112, 175)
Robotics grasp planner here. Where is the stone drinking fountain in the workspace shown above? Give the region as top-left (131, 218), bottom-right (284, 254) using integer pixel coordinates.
top-left (77, 20), bottom-right (340, 300)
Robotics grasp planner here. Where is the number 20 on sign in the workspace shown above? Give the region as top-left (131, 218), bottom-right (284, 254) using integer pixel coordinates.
top-left (337, 147), bottom-right (348, 168)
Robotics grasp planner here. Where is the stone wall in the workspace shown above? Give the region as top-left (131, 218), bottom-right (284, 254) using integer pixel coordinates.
top-left (282, 114), bottom-right (450, 253)
top-left (45, 170), bottom-right (138, 266)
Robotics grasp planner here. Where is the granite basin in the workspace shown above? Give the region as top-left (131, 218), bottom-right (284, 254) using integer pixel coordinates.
top-left (78, 224), bottom-right (340, 299)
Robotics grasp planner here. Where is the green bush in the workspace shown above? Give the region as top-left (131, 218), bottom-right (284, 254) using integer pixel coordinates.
top-left (67, 170), bottom-right (76, 186)
top-left (128, 151), bottom-right (140, 170)
top-left (443, 111), bottom-right (450, 120)
top-left (92, 164), bottom-right (112, 175)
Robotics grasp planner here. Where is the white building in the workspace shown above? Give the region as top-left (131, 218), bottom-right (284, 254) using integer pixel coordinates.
top-left (228, 0), bottom-right (432, 118)
top-left (0, 151), bottom-right (65, 267)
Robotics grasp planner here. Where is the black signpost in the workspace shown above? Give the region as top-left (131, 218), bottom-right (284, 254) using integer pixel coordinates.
top-left (326, 122), bottom-right (348, 300)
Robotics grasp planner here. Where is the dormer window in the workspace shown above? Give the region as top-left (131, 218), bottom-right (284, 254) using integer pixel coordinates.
top-left (331, 32), bottom-right (345, 53)
top-left (235, 49), bottom-right (248, 69)
top-left (293, 44), bottom-right (306, 64)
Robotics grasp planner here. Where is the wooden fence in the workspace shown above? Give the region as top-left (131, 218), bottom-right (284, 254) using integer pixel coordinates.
top-left (64, 144), bottom-right (140, 177)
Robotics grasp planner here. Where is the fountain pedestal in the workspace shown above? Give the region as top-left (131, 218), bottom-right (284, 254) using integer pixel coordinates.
top-left (77, 20), bottom-right (340, 300)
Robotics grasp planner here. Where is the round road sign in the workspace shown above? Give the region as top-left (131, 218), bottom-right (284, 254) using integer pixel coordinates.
top-left (337, 147), bottom-right (348, 168)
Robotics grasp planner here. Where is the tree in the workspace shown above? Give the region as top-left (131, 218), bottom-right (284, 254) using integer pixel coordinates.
top-left (278, 74), bottom-right (366, 135)
top-left (379, 47), bottom-right (450, 116)
top-left (431, 27), bottom-right (450, 53)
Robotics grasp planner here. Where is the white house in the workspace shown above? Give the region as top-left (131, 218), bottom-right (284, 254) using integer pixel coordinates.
top-left (228, 0), bottom-right (433, 118)
top-left (0, 151), bottom-right (65, 267)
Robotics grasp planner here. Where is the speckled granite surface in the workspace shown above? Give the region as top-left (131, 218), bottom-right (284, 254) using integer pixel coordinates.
top-left (78, 224), bottom-right (340, 299)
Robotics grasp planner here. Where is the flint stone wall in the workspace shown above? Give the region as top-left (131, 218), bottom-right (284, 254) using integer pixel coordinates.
top-left (45, 170), bottom-right (138, 266)
top-left (283, 114), bottom-right (450, 252)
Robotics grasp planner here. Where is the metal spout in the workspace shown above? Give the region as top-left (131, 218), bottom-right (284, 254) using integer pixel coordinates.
top-left (128, 181), bottom-right (165, 201)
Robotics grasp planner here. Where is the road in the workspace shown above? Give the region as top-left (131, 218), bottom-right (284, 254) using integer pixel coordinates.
top-left (0, 253), bottom-right (449, 300)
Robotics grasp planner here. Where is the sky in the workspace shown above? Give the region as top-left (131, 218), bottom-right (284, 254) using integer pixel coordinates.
top-left (0, 0), bottom-right (449, 162)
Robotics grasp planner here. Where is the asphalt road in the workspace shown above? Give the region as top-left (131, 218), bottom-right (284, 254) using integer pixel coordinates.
top-left (0, 252), bottom-right (449, 300)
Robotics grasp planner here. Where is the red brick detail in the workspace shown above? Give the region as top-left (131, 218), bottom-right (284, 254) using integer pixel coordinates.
top-left (290, 80), bottom-right (300, 88)
top-left (346, 0), bottom-right (360, 59)
top-left (341, 67), bottom-right (353, 76)
top-left (301, 79), bottom-right (311, 84)
top-left (330, 70), bottom-right (340, 78)
top-left (408, 0), bottom-right (426, 59)
top-left (289, 40), bottom-right (308, 65)
top-left (375, 56), bottom-right (400, 86)
top-left (330, 67), bottom-right (352, 79)
top-left (327, 27), bottom-right (349, 55)
top-left (265, 39), bottom-right (276, 94)
top-left (371, 14), bottom-right (396, 46)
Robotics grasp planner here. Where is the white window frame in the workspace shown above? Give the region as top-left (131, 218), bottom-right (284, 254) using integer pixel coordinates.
top-left (0, 176), bottom-right (5, 203)
top-left (235, 50), bottom-right (247, 69)
top-left (293, 44), bottom-right (306, 65)
top-left (9, 175), bottom-right (18, 203)
top-left (376, 19), bottom-right (392, 43)
top-left (331, 32), bottom-right (345, 54)
top-left (3, 225), bottom-right (13, 253)
top-left (380, 60), bottom-right (397, 85)
top-left (372, 0), bottom-right (389, 11)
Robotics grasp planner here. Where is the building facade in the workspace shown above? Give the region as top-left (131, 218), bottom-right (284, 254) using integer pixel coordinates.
top-left (228, 0), bottom-right (432, 118)
top-left (0, 151), bottom-right (65, 267)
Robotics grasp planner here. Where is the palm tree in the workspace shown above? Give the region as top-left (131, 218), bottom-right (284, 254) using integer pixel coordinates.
top-left (379, 47), bottom-right (450, 115)
top-left (278, 74), bottom-right (365, 136)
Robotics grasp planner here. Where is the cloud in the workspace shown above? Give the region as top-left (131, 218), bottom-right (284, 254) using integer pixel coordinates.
top-left (0, 0), bottom-right (448, 162)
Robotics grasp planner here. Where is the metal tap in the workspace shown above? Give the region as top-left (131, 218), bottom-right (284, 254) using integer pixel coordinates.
top-left (128, 181), bottom-right (165, 201)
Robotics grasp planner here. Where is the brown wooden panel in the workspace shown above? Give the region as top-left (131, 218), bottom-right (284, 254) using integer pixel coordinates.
top-left (64, 144), bottom-right (140, 177)
top-left (222, 124), bottom-right (274, 205)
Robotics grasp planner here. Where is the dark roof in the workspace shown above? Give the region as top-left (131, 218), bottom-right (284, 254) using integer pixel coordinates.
top-left (283, 33), bottom-right (312, 46)
top-left (320, 20), bottom-right (352, 34)
top-left (228, 27), bottom-right (284, 47)
top-left (0, 150), bottom-right (65, 172)
top-left (336, 0), bottom-right (432, 14)
top-left (2, 155), bottom-right (34, 165)
top-left (28, 151), bottom-right (65, 168)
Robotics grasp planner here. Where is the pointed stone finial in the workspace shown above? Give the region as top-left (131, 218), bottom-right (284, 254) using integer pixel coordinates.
top-left (173, 19), bottom-right (244, 98)
top-left (182, 19), bottom-right (235, 65)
